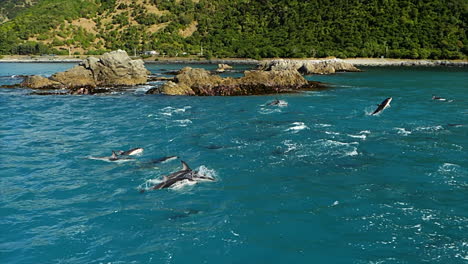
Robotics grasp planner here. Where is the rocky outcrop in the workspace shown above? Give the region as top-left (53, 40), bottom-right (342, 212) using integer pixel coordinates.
top-left (146, 67), bottom-right (326, 96)
top-left (21, 50), bottom-right (150, 93)
top-left (21, 75), bottom-right (63, 89)
top-left (258, 59), bottom-right (360, 75)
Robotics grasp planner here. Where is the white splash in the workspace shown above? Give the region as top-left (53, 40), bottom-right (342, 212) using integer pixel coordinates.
top-left (285, 122), bottom-right (309, 132)
top-left (282, 140), bottom-right (299, 153)
top-left (395, 127), bottom-right (412, 136)
top-left (314, 123), bottom-right (332, 128)
top-left (313, 139), bottom-right (359, 157)
top-left (415, 125), bottom-right (444, 132)
top-left (259, 107), bottom-right (282, 115)
top-left (196, 165), bottom-right (218, 180)
top-left (348, 134), bottom-right (367, 140)
top-left (174, 119), bottom-right (192, 127)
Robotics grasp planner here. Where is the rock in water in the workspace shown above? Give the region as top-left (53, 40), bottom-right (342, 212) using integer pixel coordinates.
top-left (215, 63), bottom-right (233, 73)
top-left (146, 67), bottom-right (326, 96)
top-left (258, 59), bottom-right (360, 75)
top-left (21, 50), bottom-right (150, 93)
top-left (21, 75), bottom-right (63, 89)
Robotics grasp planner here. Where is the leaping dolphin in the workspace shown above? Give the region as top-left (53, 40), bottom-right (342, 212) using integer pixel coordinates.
top-left (116, 147), bottom-right (144, 156)
top-left (372, 97), bottom-right (392, 115)
top-left (141, 161), bottom-right (215, 192)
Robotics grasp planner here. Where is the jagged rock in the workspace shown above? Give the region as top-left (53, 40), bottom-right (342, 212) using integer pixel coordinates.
top-left (215, 63), bottom-right (233, 73)
top-left (258, 59), bottom-right (360, 75)
top-left (83, 50), bottom-right (149, 86)
top-left (51, 66), bottom-right (96, 88)
top-left (21, 50), bottom-right (150, 94)
top-left (148, 67), bottom-right (326, 96)
top-left (21, 75), bottom-right (63, 89)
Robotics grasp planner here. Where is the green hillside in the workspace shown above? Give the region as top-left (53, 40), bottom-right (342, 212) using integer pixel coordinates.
top-left (0, 0), bottom-right (38, 23)
top-left (0, 0), bottom-right (466, 59)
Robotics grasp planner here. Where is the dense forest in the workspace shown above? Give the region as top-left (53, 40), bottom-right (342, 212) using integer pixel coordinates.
top-left (0, 0), bottom-right (466, 59)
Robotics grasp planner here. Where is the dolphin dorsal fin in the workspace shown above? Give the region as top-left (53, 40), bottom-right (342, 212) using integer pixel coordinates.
top-left (111, 151), bottom-right (117, 159)
top-left (181, 161), bottom-right (191, 171)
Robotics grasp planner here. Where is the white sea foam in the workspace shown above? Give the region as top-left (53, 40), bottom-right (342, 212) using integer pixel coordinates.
top-left (325, 131), bottom-right (340, 135)
top-left (159, 106), bottom-right (192, 117)
top-left (259, 107), bottom-right (282, 115)
top-left (344, 149), bottom-right (359, 156)
top-left (197, 165), bottom-right (218, 180)
top-left (314, 123), bottom-right (332, 128)
top-left (359, 130), bottom-right (371, 134)
top-left (313, 139), bottom-right (359, 157)
top-left (395, 127), bottom-right (412, 136)
top-left (282, 140), bottom-right (299, 153)
top-left (174, 119), bottom-right (192, 127)
top-left (134, 85), bottom-right (154, 93)
top-left (348, 134), bottom-right (367, 140)
top-left (285, 122), bottom-right (309, 132)
top-left (415, 125), bottom-right (444, 132)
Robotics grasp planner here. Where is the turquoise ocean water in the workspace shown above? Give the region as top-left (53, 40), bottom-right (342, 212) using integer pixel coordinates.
top-left (0, 63), bottom-right (467, 263)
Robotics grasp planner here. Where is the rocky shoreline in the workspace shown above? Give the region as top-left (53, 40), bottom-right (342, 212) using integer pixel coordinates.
top-left (146, 67), bottom-right (327, 96)
top-left (1, 57), bottom-right (467, 67)
top-left (2, 50), bottom-right (466, 96)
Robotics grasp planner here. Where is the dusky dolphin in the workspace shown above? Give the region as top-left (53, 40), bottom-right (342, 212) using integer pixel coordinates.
top-left (432, 95), bottom-right (453, 102)
top-left (88, 151), bottom-right (135, 163)
top-left (267, 98), bottom-right (288, 106)
top-left (149, 155), bottom-right (179, 164)
top-left (141, 161), bottom-right (215, 192)
top-left (116, 147), bottom-right (144, 156)
top-left (371, 97), bottom-right (392, 115)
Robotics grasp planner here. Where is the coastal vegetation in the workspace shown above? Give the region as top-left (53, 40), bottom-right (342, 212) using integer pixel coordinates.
top-left (0, 0), bottom-right (466, 59)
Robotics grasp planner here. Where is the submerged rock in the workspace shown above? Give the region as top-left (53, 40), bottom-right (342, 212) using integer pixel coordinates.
top-left (146, 67), bottom-right (326, 96)
top-left (258, 59), bottom-right (360, 75)
top-left (21, 50), bottom-right (150, 94)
